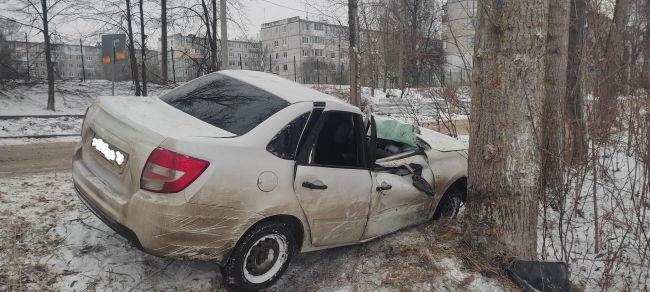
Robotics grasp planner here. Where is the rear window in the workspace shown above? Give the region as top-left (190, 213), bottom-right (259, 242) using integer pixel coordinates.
top-left (160, 74), bottom-right (290, 136)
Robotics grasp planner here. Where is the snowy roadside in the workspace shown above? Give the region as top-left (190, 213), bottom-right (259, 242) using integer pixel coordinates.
top-left (0, 117), bottom-right (82, 146)
top-left (0, 173), bottom-right (508, 291)
top-left (0, 80), bottom-right (175, 116)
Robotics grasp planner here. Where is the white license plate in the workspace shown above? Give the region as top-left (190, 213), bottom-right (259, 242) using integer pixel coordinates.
top-left (91, 134), bottom-right (129, 169)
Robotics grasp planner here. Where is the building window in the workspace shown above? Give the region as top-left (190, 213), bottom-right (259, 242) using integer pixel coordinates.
top-left (303, 23), bottom-right (309, 31)
top-left (275, 53), bottom-right (279, 59)
top-left (301, 37), bottom-right (309, 44)
top-left (274, 27), bottom-right (279, 34)
top-left (238, 43), bottom-right (241, 48)
top-left (302, 50), bottom-right (308, 56)
top-left (69, 72), bottom-right (73, 77)
top-left (281, 26), bottom-right (287, 33)
top-left (312, 49), bottom-right (323, 57)
top-left (76, 56), bottom-right (81, 60)
top-left (283, 52), bottom-right (287, 59)
top-left (274, 40), bottom-right (279, 47)
top-left (312, 36), bottom-right (322, 43)
top-left (330, 52), bottom-right (335, 58)
top-left (275, 65), bottom-right (279, 72)
top-left (237, 53), bottom-right (241, 57)
top-left (282, 38), bottom-right (286, 46)
top-left (86, 56), bottom-right (92, 61)
top-left (229, 52), bottom-right (235, 57)
top-left (68, 64), bottom-right (72, 68)
top-left (283, 64), bottom-right (288, 71)
top-left (78, 72), bottom-right (83, 76)
top-left (77, 64), bottom-right (82, 68)
top-left (314, 24), bottom-right (324, 31)
top-left (228, 42), bottom-right (234, 47)
top-left (68, 56), bottom-right (72, 60)
top-left (87, 64), bottom-right (93, 69)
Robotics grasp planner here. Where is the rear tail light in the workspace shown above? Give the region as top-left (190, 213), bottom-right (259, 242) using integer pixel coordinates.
top-left (140, 148), bottom-right (209, 193)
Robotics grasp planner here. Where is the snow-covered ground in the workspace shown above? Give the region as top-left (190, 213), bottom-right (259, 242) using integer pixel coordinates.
top-left (0, 80), bottom-right (175, 116)
top-left (0, 117), bottom-right (81, 137)
top-left (0, 173), bottom-right (508, 291)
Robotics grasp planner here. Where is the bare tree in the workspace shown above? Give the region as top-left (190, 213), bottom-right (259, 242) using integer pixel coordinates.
top-left (125, 0), bottom-right (141, 96)
top-left (161, 0), bottom-right (168, 84)
top-left (565, 0), bottom-right (588, 164)
top-left (4, 0), bottom-right (77, 110)
top-left (464, 0), bottom-right (548, 261)
top-left (139, 0), bottom-right (147, 95)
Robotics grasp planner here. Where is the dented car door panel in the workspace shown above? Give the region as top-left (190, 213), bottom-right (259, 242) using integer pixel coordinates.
top-left (362, 154), bottom-right (435, 239)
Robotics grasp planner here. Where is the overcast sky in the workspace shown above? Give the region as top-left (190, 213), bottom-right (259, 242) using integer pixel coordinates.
top-left (1, 0), bottom-right (323, 45)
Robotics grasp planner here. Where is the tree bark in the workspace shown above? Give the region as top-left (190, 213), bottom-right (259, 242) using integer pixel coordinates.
top-left (126, 0), bottom-right (141, 96)
top-left (464, 0), bottom-right (547, 261)
top-left (348, 0), bottom-right (360, 109)
top-left (161, 0), bottom-right (168, 84)
top-left (41, 0), bottom-right (55, 111)
top-left (565, 0), bottom-right (587, 164)
top-left (139, 0), bottom-right (147, 95)
top-left (541, 0), bottom-right (570, 208)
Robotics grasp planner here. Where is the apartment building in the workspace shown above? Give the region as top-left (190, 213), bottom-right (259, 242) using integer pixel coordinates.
top-left (8, 40), bottom-right (159, 81)
top-left (442, 0), bottom-right (477, 85)
top-left (9, 41), bottom-right (104, 80)
top-left (260, 16), bottom-right (350, 83)
top-left (161, 33), bottom-right (262, 82)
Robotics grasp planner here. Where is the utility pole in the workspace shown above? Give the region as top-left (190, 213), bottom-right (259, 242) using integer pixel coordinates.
top-left (348, 0), bottom-right (360, 109)
top-left (80, 39), bottom-right (86, 82)
top-left (220, 0), bottom-right (228, 70)
top-left (294, 56), bottom-right (296, 81)
top-left (25, 33), bottom-right (30, 81)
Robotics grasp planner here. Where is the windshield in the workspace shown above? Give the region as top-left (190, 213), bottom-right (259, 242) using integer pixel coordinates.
top-left (160, 73), bottom-right (290, 136)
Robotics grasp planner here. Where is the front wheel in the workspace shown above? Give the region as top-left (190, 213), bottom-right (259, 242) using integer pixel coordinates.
top-left (221, 221), bottom-right (295, 292)
top-left (433, 188), bottom-right (463, 220)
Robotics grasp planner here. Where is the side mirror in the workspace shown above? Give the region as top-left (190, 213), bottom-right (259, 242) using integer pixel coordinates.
top-left (367, 116), bottom-right (377, 170)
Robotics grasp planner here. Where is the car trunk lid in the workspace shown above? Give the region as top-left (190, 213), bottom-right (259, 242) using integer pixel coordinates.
top-left (81, 96), bottom-right (234, 201)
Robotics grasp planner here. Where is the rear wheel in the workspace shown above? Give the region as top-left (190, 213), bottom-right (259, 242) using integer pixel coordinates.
top-left (221, 221), bottom-right (294, 292)
top-left (433, 188), bottom-right (463, 220)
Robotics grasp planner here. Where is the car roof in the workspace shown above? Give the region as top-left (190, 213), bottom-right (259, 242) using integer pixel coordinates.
top-left (217, 70), bottom-right (360, 113)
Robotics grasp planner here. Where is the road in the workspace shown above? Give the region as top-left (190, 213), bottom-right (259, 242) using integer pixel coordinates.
top-left (0, 141), bottom-right (76, 178)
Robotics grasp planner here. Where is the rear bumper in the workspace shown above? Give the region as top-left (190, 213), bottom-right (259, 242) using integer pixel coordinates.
top-left (74, 183), bottom-right (145, 251)
top-left (72, 142), bottom-right (262, 264)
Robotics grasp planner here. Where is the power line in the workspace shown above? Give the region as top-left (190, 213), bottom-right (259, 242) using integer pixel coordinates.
top-left (259, 0), bottom-right (318, 15)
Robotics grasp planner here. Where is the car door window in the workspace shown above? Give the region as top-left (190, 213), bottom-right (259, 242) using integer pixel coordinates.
top-left (311, 112), bottom-right (366, 168)
top-left (266, 111), bottom-right (311, 160)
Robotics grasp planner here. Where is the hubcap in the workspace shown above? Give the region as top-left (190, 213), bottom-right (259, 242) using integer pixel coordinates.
top-left (246, 237), bottom-right (280, 276)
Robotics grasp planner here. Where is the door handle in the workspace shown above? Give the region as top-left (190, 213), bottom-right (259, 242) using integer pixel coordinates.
top-left (302, 181), bottom-right (328, 190)
top-left (376, 183), bottom-right (392, 192)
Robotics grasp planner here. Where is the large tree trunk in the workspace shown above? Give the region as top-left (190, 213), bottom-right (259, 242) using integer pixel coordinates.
top-left (541, 0), bottom-right (570, 208)
top-left (463, 0), bottom-right (547, 261)
top-left (41, 0), bottom-right (55, 111)
top-left (348, 0), bottom-right (360, 109)
top-left (565, 0), bottom-right (587, 164)
top-left (139, 0), bottom-right (147, 95)
top-left (161, 0), bottom-right (168, 84)
top-left (126, 0), bottom-right (141, 96)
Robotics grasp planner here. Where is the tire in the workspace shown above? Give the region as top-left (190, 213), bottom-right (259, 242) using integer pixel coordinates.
top-left (433, 188), bottom-right (462, 220)
top-left (221, 221), bottom-right (295, 292)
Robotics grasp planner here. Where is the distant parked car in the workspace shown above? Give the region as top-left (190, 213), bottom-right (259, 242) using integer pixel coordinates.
top-left (72, 70), bottom-right (468, 292)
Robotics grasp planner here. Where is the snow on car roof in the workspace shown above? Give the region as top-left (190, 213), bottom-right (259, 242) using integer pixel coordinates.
top-left (218, 70), bottom-right (359, 112)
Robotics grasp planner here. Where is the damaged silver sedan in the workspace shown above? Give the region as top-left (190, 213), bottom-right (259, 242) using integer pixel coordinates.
top-left (72, 70), bottom-right (468, 292)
